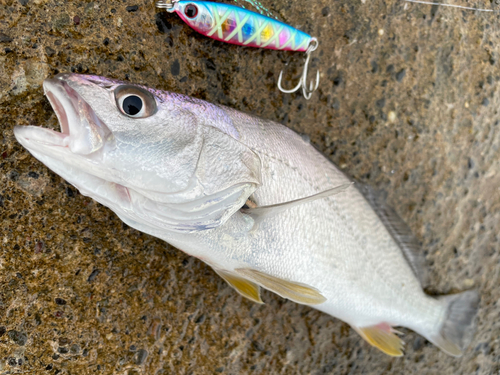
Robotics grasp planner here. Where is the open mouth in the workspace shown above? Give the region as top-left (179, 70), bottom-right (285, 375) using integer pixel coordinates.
top-left (14, 74), bottom-right (111, 155)
top-left (45, 79), bottom-right (79, 141)
top-left (13, 77), bottom-right (77, 149)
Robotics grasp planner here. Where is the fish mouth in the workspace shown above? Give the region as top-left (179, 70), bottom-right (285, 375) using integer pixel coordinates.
top-left (14, 73), bottom-right (111, 156)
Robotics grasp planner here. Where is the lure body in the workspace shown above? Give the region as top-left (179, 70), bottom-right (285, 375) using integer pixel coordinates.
top-left (167, 1), bottom-right (313, 51)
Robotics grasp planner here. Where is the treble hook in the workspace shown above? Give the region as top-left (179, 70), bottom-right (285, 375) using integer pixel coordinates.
top-left (278, 38), bottom-right (320, 100)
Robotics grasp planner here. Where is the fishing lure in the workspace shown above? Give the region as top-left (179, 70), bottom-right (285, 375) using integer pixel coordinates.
top-left (156, 0), bottom-right (319, 99)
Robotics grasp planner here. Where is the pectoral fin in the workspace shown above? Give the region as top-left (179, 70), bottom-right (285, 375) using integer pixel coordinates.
top-left (214, 269), bottom-right (263, 304)
top-left (241, 183), bottom-right (352, 220)
top-left (236, 268), bottom-right (326, 305)
top-left (354, 323), bottom-right (404, 356)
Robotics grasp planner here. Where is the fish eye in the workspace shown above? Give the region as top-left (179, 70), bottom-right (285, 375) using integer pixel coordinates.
top-left (122, 95), bottom-right (142, 116)
top-left (184, 4), bottom-right (198, 18)
top-left (114, 86), bottom-right (157, 118)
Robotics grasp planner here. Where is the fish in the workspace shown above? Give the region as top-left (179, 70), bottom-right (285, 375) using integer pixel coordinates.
top-left (14, 73), bottom-right (479, 357)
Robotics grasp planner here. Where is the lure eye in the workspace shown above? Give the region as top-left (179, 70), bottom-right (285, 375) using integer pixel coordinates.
top-left (114, 85), bottom-right (157, 118)
top-left (184, 4), bottom-right (198, 19)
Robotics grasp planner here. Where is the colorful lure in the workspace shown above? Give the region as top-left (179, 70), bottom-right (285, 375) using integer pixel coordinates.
top-left (156, 0), bottom-right (320, 99)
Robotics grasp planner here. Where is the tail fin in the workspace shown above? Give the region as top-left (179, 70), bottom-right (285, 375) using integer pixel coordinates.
top-left (428, 290), bottom-right (480, 356)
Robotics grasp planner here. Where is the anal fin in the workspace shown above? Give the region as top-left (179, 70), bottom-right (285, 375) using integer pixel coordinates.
top-left (236, 268), bottom-right (326, 305)
top-left (214, 269), bottom-right (263, 304)
top-left (354, 323), bottom-right (404, 357)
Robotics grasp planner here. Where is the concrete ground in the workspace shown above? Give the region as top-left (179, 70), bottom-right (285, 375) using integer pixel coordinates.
top-left (0, 0), bottom-right (499, 373)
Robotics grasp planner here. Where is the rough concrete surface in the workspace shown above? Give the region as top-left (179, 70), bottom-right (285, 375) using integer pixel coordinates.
top-left (0, 0), bottom-right (499, 373)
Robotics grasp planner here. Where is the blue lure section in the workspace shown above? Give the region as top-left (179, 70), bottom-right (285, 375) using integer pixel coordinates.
top-left (165, 1), bottom-right (313, 51)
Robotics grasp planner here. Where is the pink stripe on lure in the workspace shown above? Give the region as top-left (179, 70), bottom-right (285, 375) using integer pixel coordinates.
top-left (156, 0), bottom-right (320, 99)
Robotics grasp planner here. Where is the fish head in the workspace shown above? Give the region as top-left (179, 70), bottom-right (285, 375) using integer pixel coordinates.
top-left (14, 74), bottom-right (261, 233)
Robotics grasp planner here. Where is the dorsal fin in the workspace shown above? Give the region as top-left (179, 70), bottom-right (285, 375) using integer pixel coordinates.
top-left (358, 184), bottom-right (428, 286)
top-left (241, 183), bottom-right (352, 220)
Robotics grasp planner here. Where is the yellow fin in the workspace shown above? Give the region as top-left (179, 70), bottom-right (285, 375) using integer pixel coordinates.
top-left (214, 269), bottom-right (263, 304)
top-left (236, 268), bottom-right (326, 305)
top-left (355, 324), bottom-right (404, 356)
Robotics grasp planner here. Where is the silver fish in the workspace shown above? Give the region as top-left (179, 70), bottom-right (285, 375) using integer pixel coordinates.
top-left (14, 74), bottom-right (479, 357)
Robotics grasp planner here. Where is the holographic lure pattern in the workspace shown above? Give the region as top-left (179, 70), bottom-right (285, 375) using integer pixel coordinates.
top-left (169, 1), bottom-right (313, 52)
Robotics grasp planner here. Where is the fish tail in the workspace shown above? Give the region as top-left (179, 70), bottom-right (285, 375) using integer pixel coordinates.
top-left (425, 290), bottom-right (480, 356)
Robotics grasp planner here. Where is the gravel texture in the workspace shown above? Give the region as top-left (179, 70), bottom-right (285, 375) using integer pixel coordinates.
top-left (0, 0), bottom-right (499, 373)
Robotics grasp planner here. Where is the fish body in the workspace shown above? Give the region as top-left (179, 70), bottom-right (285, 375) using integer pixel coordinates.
top-left (163, 1), bottom-right (313, 52)
top-left (14, 74), bottom-right (479, 357)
